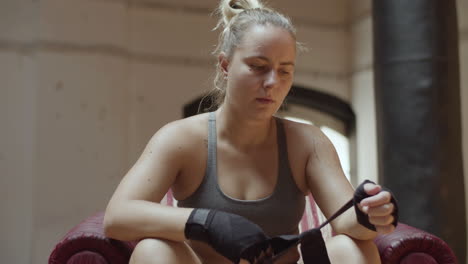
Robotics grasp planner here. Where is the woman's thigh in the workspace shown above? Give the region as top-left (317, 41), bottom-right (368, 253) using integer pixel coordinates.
top-left (325, 234), bottom-right (380, 264)
top-left (130, 238), bottom-right (202, 264)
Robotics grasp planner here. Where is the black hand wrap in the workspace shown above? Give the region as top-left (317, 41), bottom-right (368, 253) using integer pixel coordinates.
top-left (184, 209), bottom-right (269, 264)
top-left (354, 179), bottom-right (399, 231)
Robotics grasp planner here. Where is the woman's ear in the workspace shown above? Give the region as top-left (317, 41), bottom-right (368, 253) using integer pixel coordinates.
top-left (218, 52), bottom-right (229, 77)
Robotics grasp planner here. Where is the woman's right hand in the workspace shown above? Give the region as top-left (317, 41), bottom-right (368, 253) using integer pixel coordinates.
top-left (185, 209), bottom-right (270, 264)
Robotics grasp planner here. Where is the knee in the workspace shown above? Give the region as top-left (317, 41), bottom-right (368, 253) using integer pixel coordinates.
top-left (131, 239), bottom-right (170, 264)
top-left (130, 238), bottom-right (195, 264)
top-left (326, 235), bottom-right (380, 264)
top-left (134, 238), bottom-right (174, 254)
top-left (353, 237), bottom-right (380, 264)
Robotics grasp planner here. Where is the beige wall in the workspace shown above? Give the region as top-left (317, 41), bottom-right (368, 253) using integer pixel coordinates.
top-left (1, 1), bottom-right (39, 263)
top-left (349, 0), bottom-right (377, 184)
top-left (1, 46), bottom-right (36, 264)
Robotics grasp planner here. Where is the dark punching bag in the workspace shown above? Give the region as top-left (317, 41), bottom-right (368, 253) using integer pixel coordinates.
top-left (372, 0), bottom-right (466, 262)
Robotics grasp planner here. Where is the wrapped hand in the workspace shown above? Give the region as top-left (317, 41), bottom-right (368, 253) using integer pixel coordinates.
top-left (185, 209), bottom-right (270, 263)
top-left (354, 180), bottom-right (399, 234)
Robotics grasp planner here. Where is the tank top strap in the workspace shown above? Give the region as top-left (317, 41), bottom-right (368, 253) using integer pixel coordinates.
top-left (275, 117), bottom-right (293, 184)
top-left (275, 117), bottom-right (286, 153)
top-left (207, 112), bottom-right (217, 179)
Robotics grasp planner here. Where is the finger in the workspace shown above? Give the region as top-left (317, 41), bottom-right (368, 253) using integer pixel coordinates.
top-left (361, 191), bottom-right (392, 207)
top-left (369, 215), bottom-right (394, 226)
top-left (239, 259), bottom-right (250, 264)
top-left (366, 203), bottom-right (394, 217)
top-left (363, 183), bottom-right (381, 196)
top-left (375, 224), bottom-right (395, 234)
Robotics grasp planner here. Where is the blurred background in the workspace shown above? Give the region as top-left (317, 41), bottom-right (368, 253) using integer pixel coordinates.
top-left (1, 0), bottom-right (467, 263)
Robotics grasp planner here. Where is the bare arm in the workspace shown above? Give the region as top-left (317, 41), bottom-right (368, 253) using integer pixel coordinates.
top-left (103, 121), bottom-right (194, 242)
top-left (303, 126), bottom-right (378, 240)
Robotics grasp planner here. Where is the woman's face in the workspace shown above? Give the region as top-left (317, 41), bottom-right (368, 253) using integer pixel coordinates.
top-left (220, 24), bottom-right (296, 119)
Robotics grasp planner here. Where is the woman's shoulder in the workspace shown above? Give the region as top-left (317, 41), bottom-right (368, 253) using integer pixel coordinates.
top-left (158, 113), bottom-right (209, 135)
top-left (277, 116), bottom-right (333, 151)
top-left (277, 116), bottom-right (323, 139)
top-left (156, 112), bottom-right (209, 138)
top-left (147, 113), bottom-right (210, 155)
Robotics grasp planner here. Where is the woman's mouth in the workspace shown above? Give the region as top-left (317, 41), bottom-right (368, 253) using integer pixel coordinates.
top-left (256, 98), bottom-right (274, 104)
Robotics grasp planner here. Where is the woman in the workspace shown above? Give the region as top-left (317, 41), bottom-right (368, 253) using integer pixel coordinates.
top-left (103, 0), bottom-right (397, 263)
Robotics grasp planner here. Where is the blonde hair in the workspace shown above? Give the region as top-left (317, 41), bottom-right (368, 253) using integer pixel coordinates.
top-left (203, 0), bottom-right (297, 110)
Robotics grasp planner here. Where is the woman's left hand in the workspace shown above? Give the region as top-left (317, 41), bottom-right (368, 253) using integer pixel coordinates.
top-left (359, 183), bottom-right (396, 234)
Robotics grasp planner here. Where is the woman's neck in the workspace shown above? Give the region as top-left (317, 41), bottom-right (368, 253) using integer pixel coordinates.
top-left (216, 105), bottom-right (275, 150)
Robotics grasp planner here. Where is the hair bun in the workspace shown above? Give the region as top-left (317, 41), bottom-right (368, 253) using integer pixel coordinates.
top-left (229, 0), bottom-right (261, 9)
top-left (218, 0), bottom-right (264, 27)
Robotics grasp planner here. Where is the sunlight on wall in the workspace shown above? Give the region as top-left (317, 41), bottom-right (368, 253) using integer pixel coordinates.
top-left (321, 126), bottom-right (351, 180)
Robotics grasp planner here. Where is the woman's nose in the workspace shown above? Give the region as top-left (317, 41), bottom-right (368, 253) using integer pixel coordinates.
top-left (263, 70), bottom-right (278, 89)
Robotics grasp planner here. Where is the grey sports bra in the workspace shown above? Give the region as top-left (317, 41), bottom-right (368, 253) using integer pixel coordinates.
top-left (178, 112), bottom-right (306, 237)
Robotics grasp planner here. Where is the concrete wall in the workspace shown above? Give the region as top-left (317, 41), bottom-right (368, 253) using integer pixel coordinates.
top-left (0, 0), bottom-right (351, 263)
top-left (1, 1), bottom-right (39, 263)
top-left (348, 0), bottom-right (377, 184)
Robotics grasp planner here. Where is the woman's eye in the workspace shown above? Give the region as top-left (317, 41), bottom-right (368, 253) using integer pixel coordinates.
top-left (250, 64), bottom-right (266, 71)
top-left (280, 70), bottom-right (291, 76)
